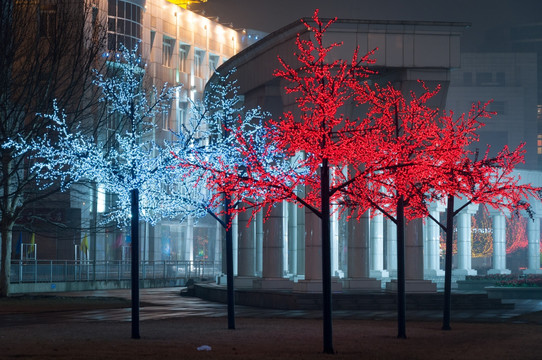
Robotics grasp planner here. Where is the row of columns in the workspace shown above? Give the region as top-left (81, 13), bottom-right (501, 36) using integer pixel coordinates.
top-left (422, 202), bottom-right (542, 277)
top-left (228, 200), bottom-right (542, 290)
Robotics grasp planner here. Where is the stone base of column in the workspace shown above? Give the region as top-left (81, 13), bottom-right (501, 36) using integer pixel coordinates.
top-left (523, 268), bottom-right (542, 275)
top-left (293, 279), bottom-right (343, 293)
top-left (253, 278), bottom-right (293, 290)
top-left (386, 279), bottom-right (437, 293)
top-left (452, 268), bottom-right (478, 276)
top-left (341, 277), bottom-right (381, 290)
top-left (216, 274), bottom-right (227, 285)
top-left (487, 268), bottom-right (511, 275)
top-left (288, 274), bottom-right (305, 282)
top-left (235, 276), bottom-right (258, 288)
top-left (424, 269), bottom-right (445, 277)
top-left (369, 269), bottom-right (389, 280)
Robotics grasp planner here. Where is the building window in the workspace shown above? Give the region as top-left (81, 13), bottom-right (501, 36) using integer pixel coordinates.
top-left (463, 72), bottom-right (472, 86)
top-left (40, 6), bottom-right (56, 38)
top-left (194, 49), bottom-right (205, 78)
top-left (162, 107), bottom-right (170, 130)
top-left (209, 54), bottom-right (219, 73)
top-left (476, 72), bottom-right (493, 86)
top-left (177, 102), bottom-right (187, 133)
top-left (490, 101), bottom-right (506, 115)
top-left (162, 36), bottom-right (174, 67)
top-left (179, 44), bottom-right (190, 73)
top-left (496, 72), bottom-right (505, 86)
top-left (107, 0), bottom-right (142, 51)
top-left (538, 134), bottom-right (542, 155)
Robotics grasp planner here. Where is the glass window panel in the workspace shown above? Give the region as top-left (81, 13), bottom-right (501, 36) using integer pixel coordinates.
top-left (117, 19), bottom-right (124, 33)
top-left (108, 33), bottom-right (116, 50)
top-left (108, 0), bottom-right (116, 16)
top-left (118, 1), bottom-right (125, 17)
top-left (108, 17), bottom-right (115, 32)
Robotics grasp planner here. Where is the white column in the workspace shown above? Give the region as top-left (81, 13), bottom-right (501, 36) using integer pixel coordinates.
top-left (288, 202), bottom-right (298, 278)
top-left (370, 211), bottom-right (388, 279)
top-left (215, 219), bottom-right (223, 274)
top-left (341, 210), bottom-right (380, 290)
top-left (262, 203), bottom-right (284, 278)
top-left (453, 203), bottom-right (478, 276)
top-left (488, 210), bottom-right (511, 275)
top-left (331, 204), bottom-right (342, 277)
top-left (347, 211), bottom-right (370, 278)
top-left (296, 201), bottom-right (305, 278)
top-left (237, 208), bottom-right (255, 277)
top-left (185, 217), bottom-right (194, 263)
top-left (386, 218), bottom-right (397, 278)
top-left (255, 211), bottom-right (263, 276)
top-left (524, 216), bottom-right (542, 274)
top-left (303, 208), bottom-right (321, 280)
top-left (282, 202), bottom-right (289, 276)
top-left (232, 214), bottom-right (238, 276)
top-left (425, 204), bottom-right (445, 277)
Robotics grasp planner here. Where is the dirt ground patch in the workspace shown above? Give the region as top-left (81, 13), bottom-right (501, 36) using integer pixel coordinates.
top-left (1, 317), bottom-right (541, 359)
top-left (0, 295), bottom-right (541, 359)
top-left (0, 294), bottom-right (131, 314)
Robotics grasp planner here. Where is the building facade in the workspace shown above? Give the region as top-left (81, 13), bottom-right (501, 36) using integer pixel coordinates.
top-left (12, 0), bottom-right (248, 269)
top-left (11, 6), bottom-right (542, 292)
top-left (208, 17), bottom-right (542, 292)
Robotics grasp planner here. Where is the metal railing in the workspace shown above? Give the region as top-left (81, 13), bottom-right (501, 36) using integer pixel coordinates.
top-left (10, 260), bottom-right (221, 284)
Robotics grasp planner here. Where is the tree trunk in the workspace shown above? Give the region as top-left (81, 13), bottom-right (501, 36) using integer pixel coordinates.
top-left (442, 195), bottom-right (454, 330)
top-left (321, 159), bottom-right (334, 354)
top-left (396, 196), bottom-right (406, 339)
top-left (0, 219), bottom-right (14, 297)
top-left (130, 188), bottom-right (140, 339)
top-left (225, 195), bottom-right (235, 330)
top-left (0, 154), bottom-right (15, 297)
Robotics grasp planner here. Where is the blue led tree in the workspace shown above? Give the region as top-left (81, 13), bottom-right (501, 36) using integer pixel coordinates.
top-left (169, 69), bottom-right (301, 330)
top-left (4, 45), bottom-right (194, 339)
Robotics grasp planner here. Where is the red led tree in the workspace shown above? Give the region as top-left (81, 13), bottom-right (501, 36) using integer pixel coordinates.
top-left (193, 11), bottom-right (379, 353)
top-left (186, 8), bottom-right (541, 351)
top-left (424, 137), bottom-right (541, 331)
top-left (341, 81), bottom-right (484, 339)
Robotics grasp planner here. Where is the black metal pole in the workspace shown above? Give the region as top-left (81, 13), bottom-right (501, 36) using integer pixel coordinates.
top-left (321, 159), bottom-right (334, 354)
top-left (131, 188), bottom-right (140, 339)
top-left (397, 196), bottom-right (406, 339)
top-left (225, 196), bottom-right (235, 330)
top-left (442, 195), bottom-right (454, 330)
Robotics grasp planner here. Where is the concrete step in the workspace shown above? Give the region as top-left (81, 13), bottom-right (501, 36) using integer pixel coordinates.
top-left (194, 284), bottom-right (513, 311)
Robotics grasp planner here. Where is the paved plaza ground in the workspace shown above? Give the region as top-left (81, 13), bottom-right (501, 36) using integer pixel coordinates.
top-left (1, 287), bottom-right (542, 359)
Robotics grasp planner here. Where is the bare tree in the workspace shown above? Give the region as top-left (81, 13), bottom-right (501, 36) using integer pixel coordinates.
top-left (0, 0), bottom-right (107, 296)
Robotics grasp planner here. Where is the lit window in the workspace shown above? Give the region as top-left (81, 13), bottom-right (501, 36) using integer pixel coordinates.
top-left (209, 54), bottom-right (220, 73)
top-left (538, 135), bottom-right (542, 155)
top-left (177, 102), bottom-right (187, 133)
top-left (194, 49), bottom-right (205, 78)
top-left (162, 99), bottom-right (172, 130)
top-left (162, 108), bottom-right (170, 130)
top-left (179, 44), bottom-right (190, 73)
top-left (162, 36), bottom-right (174, 67)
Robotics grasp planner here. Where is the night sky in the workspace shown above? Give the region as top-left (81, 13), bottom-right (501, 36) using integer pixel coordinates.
top-left (192, 0), bottom-right (542, 52)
